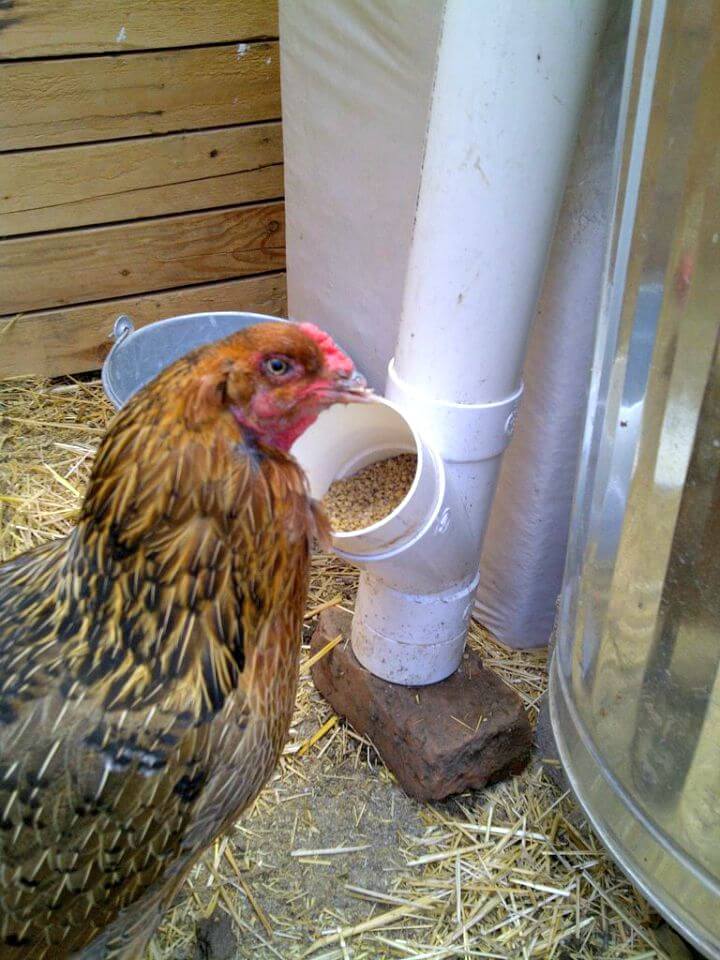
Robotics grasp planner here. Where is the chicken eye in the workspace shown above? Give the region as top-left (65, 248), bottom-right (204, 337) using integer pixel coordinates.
top-left (263, 356), bottom-right (292, 377)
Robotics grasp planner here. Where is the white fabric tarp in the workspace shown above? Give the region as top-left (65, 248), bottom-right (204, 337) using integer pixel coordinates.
top-left (280, 0), bottom-right (442, 390)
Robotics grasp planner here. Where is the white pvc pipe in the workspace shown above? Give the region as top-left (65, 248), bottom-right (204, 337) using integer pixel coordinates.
top-left (351, 0), bottom-right (607, 683)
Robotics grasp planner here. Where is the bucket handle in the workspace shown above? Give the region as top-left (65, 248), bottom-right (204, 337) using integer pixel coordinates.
top-left (110, 314), bottom-right (135, 346)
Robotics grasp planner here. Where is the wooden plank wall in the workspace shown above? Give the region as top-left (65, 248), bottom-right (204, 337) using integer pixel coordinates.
top-left (0, 0), bottom-right (286, 378)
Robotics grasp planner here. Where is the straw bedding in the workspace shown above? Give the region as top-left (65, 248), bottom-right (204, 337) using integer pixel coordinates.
top-left (0, 375), bottom-right (672, 959)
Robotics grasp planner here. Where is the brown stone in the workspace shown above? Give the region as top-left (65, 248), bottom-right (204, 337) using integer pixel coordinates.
top-left (310, 608), bottom-right (533, 801)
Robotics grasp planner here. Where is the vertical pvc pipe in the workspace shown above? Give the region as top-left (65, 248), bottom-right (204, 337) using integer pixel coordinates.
top-left (393, 1), bottom-right (606, 405)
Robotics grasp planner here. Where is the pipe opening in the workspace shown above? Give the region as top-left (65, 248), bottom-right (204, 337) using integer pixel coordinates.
top-left (292, 398), bottom-right (442, 558)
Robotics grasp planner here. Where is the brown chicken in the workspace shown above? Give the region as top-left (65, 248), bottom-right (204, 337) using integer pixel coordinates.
top-left (0, 321), bottom-right (369, 959)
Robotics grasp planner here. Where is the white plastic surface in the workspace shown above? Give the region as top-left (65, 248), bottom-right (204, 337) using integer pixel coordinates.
top-left (352, 572), bottom-right (479, 686)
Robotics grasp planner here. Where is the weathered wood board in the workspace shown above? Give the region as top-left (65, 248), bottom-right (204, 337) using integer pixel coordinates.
top-left (0, 124), bottom-right (283, 236)
top-left (1, 42), bottom-right (280, 150)
top-left (0, 0), bottom-right (278, 58)
top-left (0, 274), bottom-right (287, 378)
top-left (1, 203), bottom-right (285, 314)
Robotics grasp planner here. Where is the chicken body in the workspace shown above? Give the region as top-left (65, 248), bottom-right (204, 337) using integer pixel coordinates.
top-left (0, 324), bottom-right (359, 958)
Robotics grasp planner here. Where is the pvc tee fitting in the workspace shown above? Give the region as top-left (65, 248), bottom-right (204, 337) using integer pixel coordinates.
top-left (293, 397), bottom-right (489, 685)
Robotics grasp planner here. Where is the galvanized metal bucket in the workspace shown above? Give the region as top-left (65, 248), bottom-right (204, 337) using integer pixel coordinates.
top-left (101, 311), bottom-right (289, 409)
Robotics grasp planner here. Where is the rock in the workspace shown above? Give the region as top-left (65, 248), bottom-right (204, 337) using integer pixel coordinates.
top-left (310, 608), bottom-right (532, 801)
top-left (195, 909), bottom-right (237, 960)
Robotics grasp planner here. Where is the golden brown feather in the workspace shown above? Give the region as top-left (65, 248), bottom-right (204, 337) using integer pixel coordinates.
top-left (0, 321), bottom-right (368, 958)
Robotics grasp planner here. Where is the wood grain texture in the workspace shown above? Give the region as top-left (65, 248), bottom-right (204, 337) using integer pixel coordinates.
top-left (1, 202), bottom-right (285, 314)
top-left (1, 42), bottom-right (279, 150)
top-left (0, 124), bottom-right (283, 237)
top-left (0, 0), bottom-right (278, 58)
top-left (0, 273), bottom-right (287, 378)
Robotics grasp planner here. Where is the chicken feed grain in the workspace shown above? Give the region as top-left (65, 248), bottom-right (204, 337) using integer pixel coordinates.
top-left (321, 454), bottom-right (417, 532)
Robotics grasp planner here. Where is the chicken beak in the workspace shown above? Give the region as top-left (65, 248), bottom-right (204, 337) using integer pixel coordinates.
top-left (335, 369), bottom-right (372, 401)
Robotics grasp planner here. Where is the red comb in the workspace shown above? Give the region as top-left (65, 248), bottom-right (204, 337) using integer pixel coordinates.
top-left (298, 322), bottom-right (354, 376)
